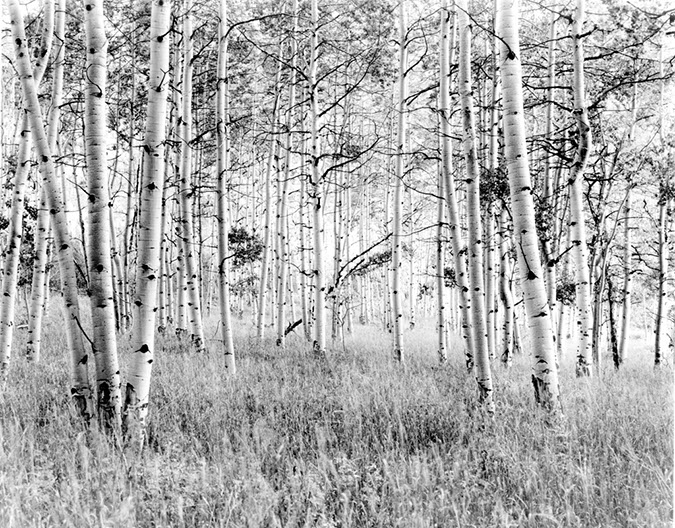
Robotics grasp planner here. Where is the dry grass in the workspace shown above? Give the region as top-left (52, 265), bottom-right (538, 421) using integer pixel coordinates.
top-left (0, 303), bottom-right (672, 527)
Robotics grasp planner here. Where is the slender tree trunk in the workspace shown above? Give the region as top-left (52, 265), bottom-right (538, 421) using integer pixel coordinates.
top-left (177, 1), bottom-right (205, 351)
top-left (439, 2), bottom-right (473, 370)
top-left (216, 0), bottom-right (235, 372)
top-left (8, 0), bottom-right (93, 418)
top-left (27, 0), bottom-right (64, 363)
top-left (83, 0), bottom-right (122, 430)
top-left (570, 0), bottom-right (593, 377)
top-left (122, 0), bottom-right (172, 450)
top-left (498, 209), bottom-right (514, 367)
top-left (458, 0), bottom-right (493, 410)
top-left (497, 0), bottom-right (561, 412)
top-left (308, 0), bottom-right (326, 355)
top-left (436, 157), bottom-right (447, 363)
top-left (391, 2), bottom-right (407, 363)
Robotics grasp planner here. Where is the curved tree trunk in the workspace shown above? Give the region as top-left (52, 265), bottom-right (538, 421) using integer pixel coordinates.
top-left (122, 0), bottom-right (172, 451)
top-left (570, 0), bottom-right (593, 377)
top-left (497, 0), bottom-right (561, 412)
top-left (458, 0), bottom-right (493, 411)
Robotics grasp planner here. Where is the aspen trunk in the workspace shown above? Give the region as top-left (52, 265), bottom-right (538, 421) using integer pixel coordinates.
top-left (497, 0), bottom-right (561, 412)
top-left (122, 0), bottom-right (172, 450)
top-left (436, 161), bottom-right (447, 363)
top-left (309, 0), bottom-right (326, 355)
top-left (8, 0), bottom-right (92, 418)
top-left (570, 0), bottom-right (593, 377)
top-left (458, 0), bottom-right (493, 410)
top-left (440, 2), bottom-right (473, 370)
top-left (498, 209), bottom-right (514, 367)
top-left (177, 1), bottom-right (206, 351)
top-left (27, 0), bottom-right (63, 363)
top-left (83, 0), bottom-right (122, 429)
top-left (216, 0), bottom-right (235, 372)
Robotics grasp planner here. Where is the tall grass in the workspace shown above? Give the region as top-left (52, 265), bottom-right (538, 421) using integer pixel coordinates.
top-left (0, 303), bottom-right (672, 527)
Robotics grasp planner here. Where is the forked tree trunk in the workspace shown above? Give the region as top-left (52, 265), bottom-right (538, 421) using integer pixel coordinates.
top-left (497, 0), bottom-right (561, 412)
top-left (458, 0), bottom-right (493, 411)
top-left (83, 0), bottom-right (122, 430)
top-left (122, 0), bottom-right (172, 450)
top-left (8, 0), bottom-right (92, 418)
top-left (216, 0), bottom-right (235, 372)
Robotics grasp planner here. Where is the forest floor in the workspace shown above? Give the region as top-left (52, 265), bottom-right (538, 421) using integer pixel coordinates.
top-left (0, 300), bottom-right (672, 527)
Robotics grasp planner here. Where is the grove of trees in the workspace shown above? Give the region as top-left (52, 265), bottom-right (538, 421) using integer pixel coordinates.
top-left (0, 0), bottom-right (673, 450)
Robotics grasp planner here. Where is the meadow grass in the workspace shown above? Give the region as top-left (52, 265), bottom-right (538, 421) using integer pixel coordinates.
top-left (0, 303), bottom-right (672, 527)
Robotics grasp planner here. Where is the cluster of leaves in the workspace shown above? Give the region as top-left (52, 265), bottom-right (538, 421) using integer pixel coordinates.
top-left (556, 276), bottom-right (577, 306)
top-left (351, 249), bottom-right (391, 277)
top-left (228, 227), bottom-right (264, 269)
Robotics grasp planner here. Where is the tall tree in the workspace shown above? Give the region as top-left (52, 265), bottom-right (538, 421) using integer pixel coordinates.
top-left (83, 0), bottom-right (122, 429)
top-left (497, 0), bottom-right (561, 412)
top-left (123, 0), bottom-right (172, 450)
top-left (458, 0), bottom-right (493, 411)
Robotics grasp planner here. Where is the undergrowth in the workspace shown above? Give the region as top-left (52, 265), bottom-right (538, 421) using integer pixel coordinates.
top-left (0, 303), bottom-right (672, 527)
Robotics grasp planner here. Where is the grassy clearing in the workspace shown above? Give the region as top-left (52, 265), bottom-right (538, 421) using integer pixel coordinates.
top-left (0, 304), bottom-right (672, 527)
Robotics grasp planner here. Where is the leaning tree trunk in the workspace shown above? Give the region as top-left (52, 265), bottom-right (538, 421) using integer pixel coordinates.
top-left (122, 0), bottom-right (172, 451)
top-left (216, 0), bottom-right (235, 373)
top-left (7, 0), bottom-right (93, 418)
top-left (439, 1), bottom-right (473, 370)
top-left (458, 0), bottom-right (493, 412)
top-left (26, 0), bottom-right (63, 364)
top-left (83, 0), bottom-right (122, 430)
top-left (177, 0), bottom-right (206, 352)
top-left (570, 0), bottom-right (593, 377)
top-left (497, 0), bottom-right (561, 412)
top-left (0, 0), bottom-right (54, 383)
top-left (391, 1), bottom-right (407, 363)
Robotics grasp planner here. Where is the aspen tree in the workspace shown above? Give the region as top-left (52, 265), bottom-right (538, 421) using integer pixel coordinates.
top-left (7, 0), bottom-right (92, 418)
top-left (439, 1), bottom-right (473, 370)
top-left (123, 0), bottom-right (172, 449)
top-left (457, 0), bottom-right (493, 409)
top-left (391, 0), bottom-right (407, 363)
top-left (542, 12), bottom-right (558, 326)
top-left (618, 84), bottom-right (638, 363)
top-left (276, 0), bottom-right (299, 348)
top-left (83, 0), bottom-right (122, 428)
top-left (498, 208), bottom-right (514, 366)
top-left (436, 160), bottom-right (447, 363)
top-left (27, 0), bottom-right (64, 363)
top-left (497, 0), bottom-right (561, 411)
top-left (256, 65), bottom-right (282, 340)
top-left (308, 0), bottom-right (326, 355)
top-left (570, 0), bottom-right (593, 377)
top-left (1, 0), bottom-right (54, 379)
top-left (216, 0), bottom-right (235, 372)
top-left (177, 0), bottom-right (206, 351)
top-left (298, 102), bottom-right (312, 341)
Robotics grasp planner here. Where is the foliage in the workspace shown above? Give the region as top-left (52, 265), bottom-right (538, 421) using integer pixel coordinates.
top-left (228, 227), bottom-right (264, 269)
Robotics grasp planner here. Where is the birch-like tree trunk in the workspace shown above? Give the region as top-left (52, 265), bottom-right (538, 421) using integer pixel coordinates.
top-left (458, 0), bottom-right (493, 410)
top-left (122, 0), bottom-right (172, 450)
top-left (497, 0), bottom-right (561, 411)
top-left (439, 2), bottom-right (473, 370)
top-left (83, 0), bottom-right (122, 429)
top-left (26, 0), bottom-right (64, 363)
top-left (391, 2), bottom-right (407, 363)
top-left (309, 0), bottom-right (326, 355)
top-left (216, 0), bottom-right (235, 372)
top-left (177, 1), bottom-right (206, 351)
top-left (570, 0), bottom-right (593, 377)
top-left (8, 0), bottom-right (92, 418)
top-left (498, 208), bottom-right (514, 366)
